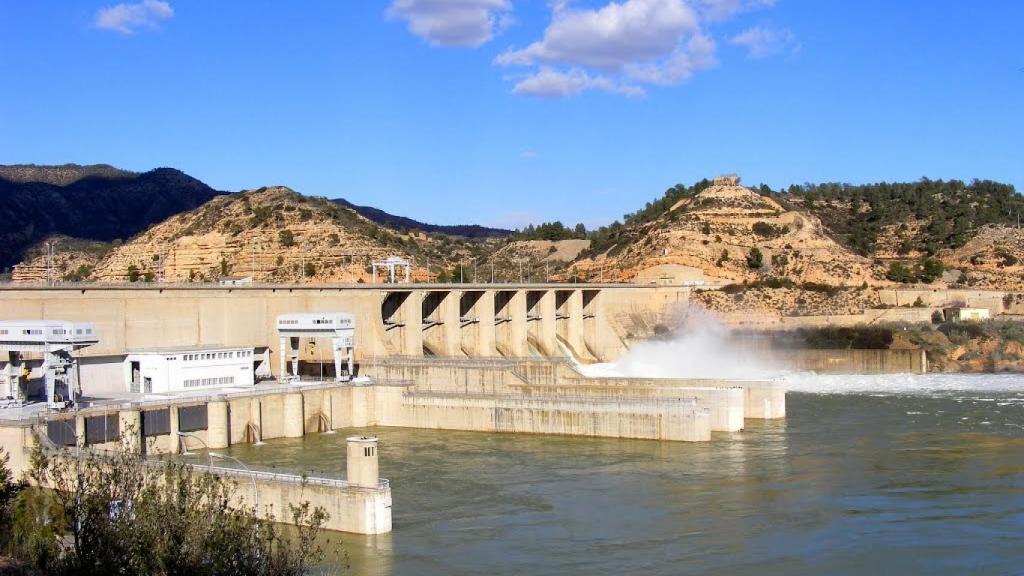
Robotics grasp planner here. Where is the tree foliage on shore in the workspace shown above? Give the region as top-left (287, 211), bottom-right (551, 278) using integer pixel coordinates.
top-left (577, 177), bottom-right (1020, 261)
top-left (511, 221), bottom-right (587, 242)
top-left (782, 178), bottom-right (1023, 255)
top-left (0, 443), bottom-right (330, 576)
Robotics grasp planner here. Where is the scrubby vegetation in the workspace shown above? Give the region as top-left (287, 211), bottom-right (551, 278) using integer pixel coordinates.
top-left (0, 442), bottom-right (330, 575)
top-left (884, 258), bottom-right (945, 284)
top-left (781, 178), bottom-right (1022, 255)
top-left (511, 222), bottom-right (587, 241)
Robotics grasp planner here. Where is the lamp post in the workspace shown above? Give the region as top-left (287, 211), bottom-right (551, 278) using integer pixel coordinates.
top-left (210, 451), bottom-right (259, 513)
top-left (176, 431), bottom-right (213, 471)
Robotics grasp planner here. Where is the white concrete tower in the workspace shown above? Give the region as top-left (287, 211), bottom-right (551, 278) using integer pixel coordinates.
top-left (346, 435), bottom-right (379, 488)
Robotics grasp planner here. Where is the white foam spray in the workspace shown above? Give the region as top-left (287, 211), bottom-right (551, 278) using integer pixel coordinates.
top-left (578, 307), bottom-right (779, 380)
top-left (575, 306), bottom-right (1024, 398)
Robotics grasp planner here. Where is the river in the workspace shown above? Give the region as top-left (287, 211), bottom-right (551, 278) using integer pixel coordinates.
top-left (220, 374), bottom-right (1024, 575)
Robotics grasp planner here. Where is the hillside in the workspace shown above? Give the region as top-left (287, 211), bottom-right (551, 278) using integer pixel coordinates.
top-left (781, 179), bottom-right (1023, 256)
top-left (333, 198), bottom-right (512, 239)
top-left (0, 163), bottom-right (135, 186)
top-left (0, 165), bottom-right (224, 269)
top-left (571, 176), bottom-right (875, 285)
top-left (15, 186), bottom-right (492, 283)
top-left (939, 225), bottom-right (1024, 290)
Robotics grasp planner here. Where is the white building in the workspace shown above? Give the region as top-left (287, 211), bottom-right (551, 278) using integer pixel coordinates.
top-left (0, 320), bottom-right (98, 407)
top-left (123, 345), bottom-right (256, 394)
top-left (943, 307), bottom-right (991, 322)
top-left (277, 313), bottom-right (356, 382)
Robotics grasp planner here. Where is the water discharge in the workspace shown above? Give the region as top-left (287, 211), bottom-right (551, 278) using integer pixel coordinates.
top-left (579, 307), bottom-right (779, 380)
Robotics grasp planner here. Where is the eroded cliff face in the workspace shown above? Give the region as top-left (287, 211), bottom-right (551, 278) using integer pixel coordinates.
top-left (572, 178), bottom-right (876, 286)
top-left (938, 225), bottom-right (1024, 290)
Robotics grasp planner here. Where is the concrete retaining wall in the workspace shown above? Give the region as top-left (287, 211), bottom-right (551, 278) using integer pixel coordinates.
top-left (776, 348), bottom-right (927, 374)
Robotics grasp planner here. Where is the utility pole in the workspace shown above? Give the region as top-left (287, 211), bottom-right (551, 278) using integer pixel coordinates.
top-left (459, 263), bottom-right (464, 284)
top-left (491, 263), bottom-right (494, 284)
top-left (519, 261), bottom-right (523, 283)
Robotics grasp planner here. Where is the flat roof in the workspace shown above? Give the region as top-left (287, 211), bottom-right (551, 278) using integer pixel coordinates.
top-left (126, 344), bottom-right (255, 354)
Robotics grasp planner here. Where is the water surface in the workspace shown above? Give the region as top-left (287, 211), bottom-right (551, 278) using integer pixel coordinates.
top-left (221, 374), bottom-right (1024, 575)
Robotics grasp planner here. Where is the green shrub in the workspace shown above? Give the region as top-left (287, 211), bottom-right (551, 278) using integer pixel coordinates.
top-left (746, 247), bottom-right (763, 269)
top-left (279, 229), bottom-right (295, 247)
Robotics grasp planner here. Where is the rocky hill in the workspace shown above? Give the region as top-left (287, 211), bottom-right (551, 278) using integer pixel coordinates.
top-left (939, 225), bottom-right (1024, 290)
top-left (0, 165), bottom-right (224, 270)
top-left (0, 163), bottom-right (135, 186)
top-left (14, 186), bottom-right (491, 283)
top-left (9, 167), bottom-right (1024, 295)
top-left (571, 176), bottom-right (876, 285)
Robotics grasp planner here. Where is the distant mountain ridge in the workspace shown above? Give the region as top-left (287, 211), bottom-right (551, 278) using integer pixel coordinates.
top-left (332, 198), bottom-right (513, 239)
top-left (0, 163), bottom-right (137, 186)
top-left (0, 165), bottom-right (225, 269)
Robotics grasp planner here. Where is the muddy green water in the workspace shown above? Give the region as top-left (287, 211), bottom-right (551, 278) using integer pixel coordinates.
top-left (217, 377), bottom-right (1024, 575)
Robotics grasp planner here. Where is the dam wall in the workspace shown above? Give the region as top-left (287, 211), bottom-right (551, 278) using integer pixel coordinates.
top-left (716, 307), bottom-right (937, 330)
top-left (0, 284), bottom-right (687, 389)
top-left (376, 392), bottom-right (711, 442)
top-left (877, 288), bottom-right (1011, 314)
top-left (361, 357), bottom-right (784, 430)
top-left (773, 348), bottom-right (928, 374)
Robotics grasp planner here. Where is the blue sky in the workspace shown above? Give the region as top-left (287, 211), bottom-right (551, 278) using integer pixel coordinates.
top-left (1, 1), bottom-right (1021, 229)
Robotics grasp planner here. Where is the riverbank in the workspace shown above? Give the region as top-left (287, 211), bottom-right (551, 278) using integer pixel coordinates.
top-left (791, 319), bottom-right (1024, 373)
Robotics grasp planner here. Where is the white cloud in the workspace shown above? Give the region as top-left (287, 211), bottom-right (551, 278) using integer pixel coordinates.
top-left (730, 25), bottom-right (799, 58)
top-left (496, 0), bottom-right (721, 97)
top-left (385, 0), bottom-right (790, 97)
top-left (496, 0), bottom-right (698, 69)
top-left (388, 0), bottom-right (513, 47)
top-left (624, 33), bottom-right (716, 85)
top-left (511, 67), bottom-right (644, 97)
top-left (520, 150), bottom-right (538, 159)
top-left (94, 0), bottom-right (173, 34)
top-left (695, 0), bottom-right (775, 21)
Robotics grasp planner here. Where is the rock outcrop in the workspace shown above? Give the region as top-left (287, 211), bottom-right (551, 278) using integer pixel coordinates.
top-left (572, 176), bottom-right (875, 286)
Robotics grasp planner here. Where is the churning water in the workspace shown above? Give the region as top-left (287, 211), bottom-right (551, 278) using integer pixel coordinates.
top-left (220, 372), bottom-right (1024, 576)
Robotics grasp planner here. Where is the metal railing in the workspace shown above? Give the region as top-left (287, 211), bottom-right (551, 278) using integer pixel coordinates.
top-left (31, 428), bottom-right (390, 492)
top-left (0, 280), bottom-right (644, 290)
top-left (205, 462), bottom-right (390, 491)
top-left (4, 378), bottom-right (416, 423)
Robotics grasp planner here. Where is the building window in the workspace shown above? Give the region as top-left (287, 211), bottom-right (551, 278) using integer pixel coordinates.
top-left (364, 446), bottom-right (375, 457)
top-left (183, 376), bottom-right (235, 388)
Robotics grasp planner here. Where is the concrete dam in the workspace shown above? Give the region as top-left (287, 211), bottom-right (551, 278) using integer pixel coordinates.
top-left (0, 282), bottom-right (786, 534)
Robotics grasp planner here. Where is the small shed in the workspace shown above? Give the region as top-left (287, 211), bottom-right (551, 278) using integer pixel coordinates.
top-left (942, 307), bottom-right (991, 322)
